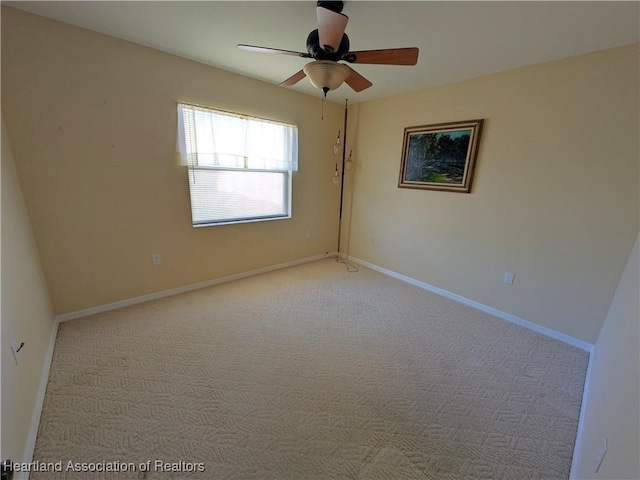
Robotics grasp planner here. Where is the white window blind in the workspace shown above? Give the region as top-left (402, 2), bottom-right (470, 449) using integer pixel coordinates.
top-left (176, 103), bottom-right (298, 226)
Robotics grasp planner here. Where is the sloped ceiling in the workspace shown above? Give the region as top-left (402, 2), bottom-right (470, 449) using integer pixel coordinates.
top-left (4, 1), bottom-right (639, 104)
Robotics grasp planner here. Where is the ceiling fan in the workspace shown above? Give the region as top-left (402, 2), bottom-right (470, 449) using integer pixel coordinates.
top-left (238, 1), bottom-right (419, 97)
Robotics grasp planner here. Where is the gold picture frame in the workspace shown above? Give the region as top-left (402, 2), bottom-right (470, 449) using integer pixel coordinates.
top-left (398, 119), bottom-right (484, 193)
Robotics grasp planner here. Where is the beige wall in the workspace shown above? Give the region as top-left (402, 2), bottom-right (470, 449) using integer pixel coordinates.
top-left (346, 44), bottom-right (639, 344)
top-left (1, 118), bottom-right (56, 467)
top-left (573, 233), bottom-right (639, 479)
top-left (1, 7), bottom-right (343, 315)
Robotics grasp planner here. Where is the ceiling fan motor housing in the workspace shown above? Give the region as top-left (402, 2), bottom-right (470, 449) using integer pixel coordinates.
top-left (306, 29), bottom-right (350, 60)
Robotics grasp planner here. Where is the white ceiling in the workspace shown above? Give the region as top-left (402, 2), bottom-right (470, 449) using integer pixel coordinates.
top-left (4, 1), bottom-right (639, 104)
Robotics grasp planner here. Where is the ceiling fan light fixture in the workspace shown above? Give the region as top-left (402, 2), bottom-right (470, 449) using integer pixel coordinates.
top-left (303, 61), bottom-right (350, 93)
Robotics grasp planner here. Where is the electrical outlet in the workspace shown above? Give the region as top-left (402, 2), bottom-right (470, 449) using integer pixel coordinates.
top-left (152, 254), bottom-right (161, 266)
top-left (503, 272), bottom-right (515, 285)
top-left (370, 237), bottom-right (376, 246)
top-left (305, 231), bottom-right (311, 239)
top-left (595, 438), bottom-right (607, 473)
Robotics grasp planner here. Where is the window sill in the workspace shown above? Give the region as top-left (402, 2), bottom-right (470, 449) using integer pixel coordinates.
top-left (193, 214), bottom-right (291, 228)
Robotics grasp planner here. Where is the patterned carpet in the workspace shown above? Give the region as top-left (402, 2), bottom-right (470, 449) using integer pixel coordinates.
top-left (32, 259), bottom-right (588, 479)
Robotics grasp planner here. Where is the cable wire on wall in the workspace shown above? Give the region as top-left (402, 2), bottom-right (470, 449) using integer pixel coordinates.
top-left (335, 99), bottom-right (358, 273)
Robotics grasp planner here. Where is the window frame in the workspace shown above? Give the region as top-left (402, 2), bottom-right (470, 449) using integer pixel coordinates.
top-left (189, 167), bottom-right (292, 228)
top-left (177, 103), bottom-right (298, 228)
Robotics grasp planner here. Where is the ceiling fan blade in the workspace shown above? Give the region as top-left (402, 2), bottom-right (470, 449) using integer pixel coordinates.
top-left (343, 48), bottom-right (419, 66)
top-left (316, 6), bottom-right (348, 53)
top-left (344, 66), bottom-right (373, 92)
top-left (237, 44), bottom-right (311, 58)
top-left (279, 70), bottom-right (307, 87)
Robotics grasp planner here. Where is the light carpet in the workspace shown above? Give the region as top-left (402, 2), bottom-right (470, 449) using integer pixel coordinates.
top-left (32, 259), bottom-right (588, 479)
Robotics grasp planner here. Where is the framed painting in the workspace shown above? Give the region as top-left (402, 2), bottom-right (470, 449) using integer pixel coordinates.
top-left (398, 119), bottom-right (484, 193)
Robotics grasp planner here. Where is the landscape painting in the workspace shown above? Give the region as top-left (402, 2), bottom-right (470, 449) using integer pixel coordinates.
top-left (398, 119), bottom-right (484, 193)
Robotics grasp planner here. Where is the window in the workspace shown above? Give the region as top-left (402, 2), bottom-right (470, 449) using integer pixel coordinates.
top-left (176, 103), bottom-right (298, 227)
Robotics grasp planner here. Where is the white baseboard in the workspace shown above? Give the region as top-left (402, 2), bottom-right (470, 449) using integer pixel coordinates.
top-left (346, 255), bottom-right (594, 480)
top-left (27, 251), bottom-right (592, 480)
top-left (569, 346), bottom-right (595, 479)
top-left (348, 256), bottom-right (594, 352)
top-left (56, 253), bottom-right (332, 323)
top-left (23, 253), bottom-right (335, 478)
top-left (21, 317), bottom-right (60, 480)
